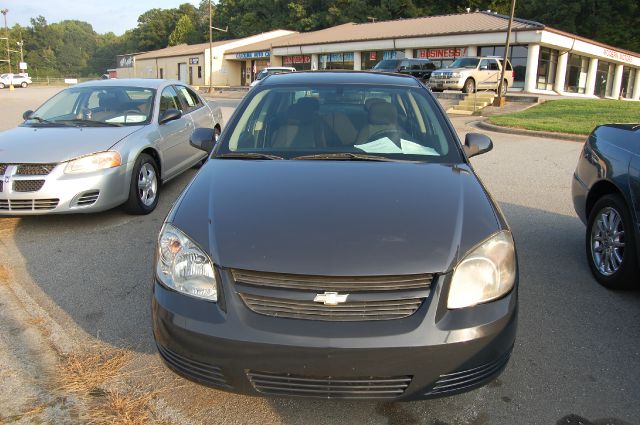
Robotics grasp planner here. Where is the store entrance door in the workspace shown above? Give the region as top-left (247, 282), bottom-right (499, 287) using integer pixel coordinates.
top-left (240, 62), bottom-right (247, 86)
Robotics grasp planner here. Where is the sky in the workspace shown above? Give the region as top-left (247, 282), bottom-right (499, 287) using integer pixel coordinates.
top-left (1, 0), bottom-right (201, 35)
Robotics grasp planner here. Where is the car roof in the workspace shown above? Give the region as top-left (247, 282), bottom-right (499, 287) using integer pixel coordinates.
top-left (260, 71), bottom-right (422, 87)
top-left (74, 78), bottom-right (182, 89)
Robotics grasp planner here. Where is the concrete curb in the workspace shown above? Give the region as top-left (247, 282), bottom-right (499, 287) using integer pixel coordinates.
top-left (475, 119), bottom-right (587, 142)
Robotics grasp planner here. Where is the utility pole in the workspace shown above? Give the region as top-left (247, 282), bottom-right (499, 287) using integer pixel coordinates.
top-left (1, 9), bottom-right (10, 74)
top-left (209, 0), bottom-right (212, 91)
top-left (496, 0), bottom-right (516, 106)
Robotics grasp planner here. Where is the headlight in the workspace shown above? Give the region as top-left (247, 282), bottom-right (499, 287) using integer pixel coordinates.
top-left (64, 151), bottom-right (121, 174)
top-left (156, 223), bottom-right (217, 302)
top-left (447, 230), bottom-right (516, 309)
top-left (451, 72), bottom-right (462, 78)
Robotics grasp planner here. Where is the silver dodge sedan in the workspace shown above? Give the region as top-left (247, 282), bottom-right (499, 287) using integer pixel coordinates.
top-left (0, 79), bottom-right (223, 215)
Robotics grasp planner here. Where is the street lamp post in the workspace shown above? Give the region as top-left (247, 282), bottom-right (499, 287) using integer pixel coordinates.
top-left (1, 9), bottom-right (10, 74)
top-left (496, 0), bottom-right (517, 106)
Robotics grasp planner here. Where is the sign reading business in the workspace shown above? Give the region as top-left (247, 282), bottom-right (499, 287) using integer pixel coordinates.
top-left (235, 51), bottom-right (270, 59)
top-left (415, 47), bottom-right (467, 59)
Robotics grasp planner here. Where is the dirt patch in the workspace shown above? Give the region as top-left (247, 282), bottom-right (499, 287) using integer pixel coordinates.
top-left (0, 264), bottom-right (9, 284)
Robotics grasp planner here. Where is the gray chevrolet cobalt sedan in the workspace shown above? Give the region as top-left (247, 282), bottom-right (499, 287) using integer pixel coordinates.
top-left (0, 79), bottom-right (223, 215)
top-left (152, 72), bottom-right (518, 400)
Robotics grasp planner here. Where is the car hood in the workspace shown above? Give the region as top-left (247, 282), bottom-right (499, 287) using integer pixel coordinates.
top-left (171, 160), bottom-right (502, 276)
top-left (435, 67), bottom-right (467, 73)
top-left (0, 125), bottom-right (144, 163)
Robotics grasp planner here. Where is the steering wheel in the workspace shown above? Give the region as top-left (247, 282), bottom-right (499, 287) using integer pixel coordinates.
top-left (123, 109), bottom-right (142, 123)
top-left (366, 128), bottom-right (404, 147)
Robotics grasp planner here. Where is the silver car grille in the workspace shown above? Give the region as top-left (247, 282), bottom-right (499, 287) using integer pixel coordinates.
top-left (13, 180), bottom-right (45, 192)
top-left (247, 371), bottom-right (412, 399)
top-left (232, 269), bottom-right (431, 322)
top-left (0, 199), bottom-right (59, 211)
top-left (0, 163), bottom-right (57, 176)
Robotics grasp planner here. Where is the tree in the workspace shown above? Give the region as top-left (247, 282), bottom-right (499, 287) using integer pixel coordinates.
top-left (168, 15), bottom-right (197, 46)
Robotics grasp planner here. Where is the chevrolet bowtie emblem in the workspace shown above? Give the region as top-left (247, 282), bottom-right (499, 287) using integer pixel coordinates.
top-left (313, 291), bottom-right (348, 306)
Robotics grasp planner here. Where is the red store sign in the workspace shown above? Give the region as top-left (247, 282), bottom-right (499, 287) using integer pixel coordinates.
top-left (416, 48), bottom-right (467, 59)
top-left (284, 55), bottom-right (311, 65)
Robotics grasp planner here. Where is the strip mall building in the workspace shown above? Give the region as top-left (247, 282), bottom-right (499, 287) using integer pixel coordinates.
top-left (116, 11), bottom-right (640, 100)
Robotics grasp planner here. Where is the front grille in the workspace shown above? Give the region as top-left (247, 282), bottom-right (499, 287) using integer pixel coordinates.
top-left (424, 351), bottom-right (512, 397)
top-left (247, 370), bottom-right (412, 399)
top-left (13, 180), bottom-right (45, 192)
top-left (73, 190), bottom-right (100, 207)
top-left (0, 198), bottom-right (59, 211)
top-left (16, 164), bottom-right (56, 175)
top-left (239, 293), bottom-right (424, 321)
top-left (231, 269), bottom-right (432, 292)
top-left (157, 344), bottom-right (230, 389)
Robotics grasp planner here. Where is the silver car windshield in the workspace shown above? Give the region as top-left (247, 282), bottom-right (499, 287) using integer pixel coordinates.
top-left (24, 86), bottom-right (156, 127)
top-left (220, 84), bottom-right (461, 162)
top-left (449, 58), bottom-right (480, 69)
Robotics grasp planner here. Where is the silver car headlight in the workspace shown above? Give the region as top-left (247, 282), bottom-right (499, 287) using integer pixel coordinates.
top-left (64, 151), bottom-right (122, 174)
top-left (447, 231), bottom-right (516, 309)
top-left (156, 223), bottom-right (217, 302)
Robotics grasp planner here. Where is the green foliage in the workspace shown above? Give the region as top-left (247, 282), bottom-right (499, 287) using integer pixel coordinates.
top-left (488, 99), bottom-right (640, 135)
top-left (3, 0), bottom-right (639, 77)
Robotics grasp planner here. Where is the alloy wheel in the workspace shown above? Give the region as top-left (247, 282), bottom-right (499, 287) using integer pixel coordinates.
top-left (590, 206), bottom-right (625, 276)
top-left (137, 162), bottom-right (158, 207)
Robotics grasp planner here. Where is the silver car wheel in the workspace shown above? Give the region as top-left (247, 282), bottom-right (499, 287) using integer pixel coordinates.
top-left (137, 163), bottom-right (158, 207)
top-left (590, 206), bottom-right (625, 276)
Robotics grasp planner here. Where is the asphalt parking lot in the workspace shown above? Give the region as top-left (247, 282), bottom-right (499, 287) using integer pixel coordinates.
top-left (1, 87), bottom-right (639, 425)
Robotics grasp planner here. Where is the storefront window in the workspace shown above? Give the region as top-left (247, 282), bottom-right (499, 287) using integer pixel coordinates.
top-left (319, 53), bottom-right (354, 70)
top-left (414, 47), bottom-right (466, 69)
top-left (594, 61), bottom-right (614, 98)
top-left (283, 55), bottom-right (312, 71)
top-left (478, 45), bottom-right (528, 88)
top-left (536, 47), bottom-right (558, 90)
top-left (620, 66), bottom-right (636, 99)
top-left (565, 54), bottom-right (589, 94)
top-left (362, 51), bottom-right (402, 70)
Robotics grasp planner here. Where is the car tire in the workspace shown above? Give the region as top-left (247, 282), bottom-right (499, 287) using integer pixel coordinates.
top-left (20, 82), bottom-right (27, 88)
top-left (586, 194), bottom-right (639, 289)
top-left (124, 154), bottom-right (160, 215)
top-left (500, 80), bottom-right (508, 96)
top-left (463, 78), bottom-right (475, 94)
top-left (0, 82), bottom-right (5, 89)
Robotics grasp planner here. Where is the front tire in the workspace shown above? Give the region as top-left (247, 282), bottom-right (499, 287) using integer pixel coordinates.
top-left (21, 82), bottom-right (27, 88)
top-left (499, 80), bottom-right (508, 96)
top-left (124, 154), bottom-right (160, 215)
top-left (463, 78), bottom-right (475, 94)
top-left (0, 82), bottom-right (5, 89)
top-left (586, 194), bottom-right (638, 289)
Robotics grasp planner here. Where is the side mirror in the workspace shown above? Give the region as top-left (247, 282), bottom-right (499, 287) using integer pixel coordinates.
top-left (464, 133), bottom-right (493, 158)
top-left (159, 108), bottom-right (182, 124)
top-left (190, 127), bottom-right (216, 154)
top-left (23, 110), bottom-right (34, 120)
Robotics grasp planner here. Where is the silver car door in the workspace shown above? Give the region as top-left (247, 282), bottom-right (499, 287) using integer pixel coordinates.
top-left (156, 85), bottom-right (194, 180)
top-left (174, 85), bottom-right (209, 166)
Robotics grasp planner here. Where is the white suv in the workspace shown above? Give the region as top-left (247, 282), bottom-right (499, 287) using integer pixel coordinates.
top-left (429, 57), bottom-right (514, 94)
top-left (0, 73), bottom-right (32, 89)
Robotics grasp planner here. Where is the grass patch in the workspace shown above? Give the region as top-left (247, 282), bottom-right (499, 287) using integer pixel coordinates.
top-left (488, 99), bottom-right (640, 135)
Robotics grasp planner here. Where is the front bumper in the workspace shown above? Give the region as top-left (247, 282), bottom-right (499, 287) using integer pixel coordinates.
top-left (152, 270), bottom-right (517, 400)
top-left (430, 78), bottom-right (464, 90)
top-left (0, 163), bottom-right (130, 215)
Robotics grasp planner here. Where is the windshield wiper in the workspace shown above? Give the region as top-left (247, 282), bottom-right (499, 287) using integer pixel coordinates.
top-left (216, 152), bottom-right (284, 160)
top-left (57, 119), bottom-right (123, 127)
top-left (25, 116), bottom-right (76, 127)
top-left (292, 152), bottom-right (401, 162)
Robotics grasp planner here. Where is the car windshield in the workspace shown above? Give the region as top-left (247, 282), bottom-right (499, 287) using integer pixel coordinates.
top-left (218, 84), bottom-right (461, 162)
top-left (449, 58), bottom-right (480, 69)
top-left (373, 60), bottom-right (404, 70)
top-left (23, 86), bottom-right (156, 127)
